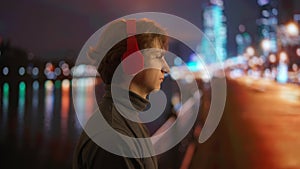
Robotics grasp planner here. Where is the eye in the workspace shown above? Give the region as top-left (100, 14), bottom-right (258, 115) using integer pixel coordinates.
top-left (155, 52), bottom-right (165, 59)
top-left (156, 55), bottom-right (164, 59)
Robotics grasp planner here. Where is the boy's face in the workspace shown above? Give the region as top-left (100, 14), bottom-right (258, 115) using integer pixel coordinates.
top-left (131, 41), bottom-right (170, 93)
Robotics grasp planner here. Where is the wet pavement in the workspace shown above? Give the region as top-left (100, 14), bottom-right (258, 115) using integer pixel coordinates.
top-left (189, 77), bottom-right (300, 169)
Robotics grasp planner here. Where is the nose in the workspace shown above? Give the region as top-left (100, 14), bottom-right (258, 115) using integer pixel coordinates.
top-left (161, 58), bottom-right (170, 74)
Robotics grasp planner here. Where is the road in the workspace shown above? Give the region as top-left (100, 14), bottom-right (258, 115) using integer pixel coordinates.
top-left (189, 76), bottom-right (300, 169)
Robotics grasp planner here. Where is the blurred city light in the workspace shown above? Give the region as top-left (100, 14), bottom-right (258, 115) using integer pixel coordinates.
top-left (32, 80), bottom-right (39, 91)
top-left (32, 67), bottom-right (39, 77)
top-left (277, 52), bottom-right (289, 83)
top-left (55, 80), bottom-right (61, 89)
top-left (18, 82), bottom-right (26, 141)
top-left (61, 79), bottom-right (70, 140)
top-left (292, 63), bottom-right (298, 72)
top-left (19, 82), bottom-right (26, 97)
top-left (296, 48), bottom-right (300, 57)
top-left (2, 67), bottom-right (9, 75)
top-left (174, 57), bottom-right (183, 66)
top-left (72, 64), bottom-right (98, 78)
top-left (44, 62), bottom-right (56, 79)
top-left (261, 39), bottom-right (272, 52)
top-left (44, 80), bottom-right (54, 136)
top-left (54, 67), bottom-right (61, 76)
top-left (61, 63), bottom-right (70, 76)
top-left (170, 67), bottom-right (181, 80)
top-left (286, 22), bottom-right (299, 36)
top-left (2, 83), bottom-right (9, 125)
top-left (269, 54), bottom-right (276, 63)
top-left (18, 67), bottom-right (25, 76)
top-left (257, 0), bottom-right (269, 6)
top-left (3, 83), bottom-right (9, 100)
top-left (62, 79), bottom-right (70, 90)
top-left (279, 51), bottom-right (288, 62)
top-left (246, 46), bottom-right (255, 56)
top-left (45, 80), bottom-right (54, 92)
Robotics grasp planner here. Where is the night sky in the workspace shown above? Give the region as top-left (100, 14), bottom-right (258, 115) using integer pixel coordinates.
top-left (1, 0), bottom-right (299, 59)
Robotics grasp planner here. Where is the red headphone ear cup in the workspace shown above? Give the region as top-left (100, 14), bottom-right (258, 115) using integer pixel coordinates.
top-left (121, 36), bottom-right (144, 75)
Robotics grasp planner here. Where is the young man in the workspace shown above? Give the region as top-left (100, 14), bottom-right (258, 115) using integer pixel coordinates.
top-left (73, 18), bottom-right (170, 169)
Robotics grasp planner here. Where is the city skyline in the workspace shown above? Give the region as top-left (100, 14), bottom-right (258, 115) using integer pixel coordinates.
top-left (0, 0), bottom-right (299, 59)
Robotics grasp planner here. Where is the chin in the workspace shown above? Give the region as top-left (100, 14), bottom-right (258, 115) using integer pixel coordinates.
top-left (153, 86), bottom-right (161, 92)
top-left (151, 89), bottom-right (160, 93)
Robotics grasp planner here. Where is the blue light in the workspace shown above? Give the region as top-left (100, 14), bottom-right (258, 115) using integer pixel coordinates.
top-left (272, 8), bottom-right (278, 16)
top-left (2, 83), bottom-right (9, 129)
top-left (200, 1), bottom-right (228, 66)
top-left (19, 67), bottom-right (25, 76)
top-left (32, 67), bottom-right (39, 76)
top-left (18, 81), bottom-right (26, 136)
top-left (2, 67), bottom-right (9, 75)
top-left (186, 62), bottom-right (204, 72)
top-left (33, 80), bottom-right (39, 91)
top-left (276, 62), bottom-right (288, 83)
top-left (174, 57), bottom-right (183, 66)
top-left (257, 0), bottom-right (269, 6)
top-left (54, 67), bottom-right (61, 76)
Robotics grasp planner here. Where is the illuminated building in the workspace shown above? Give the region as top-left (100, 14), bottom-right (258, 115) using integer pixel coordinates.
top-left (257, 0), bottom-right (279, 55)
top-left (198, 0), bottom-right (227, 64)
top-left (236, 25), bottom-right (252, 56)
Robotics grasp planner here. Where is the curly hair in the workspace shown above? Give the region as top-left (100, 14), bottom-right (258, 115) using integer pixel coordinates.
top-left (88, 18), bottom-right (168, 84)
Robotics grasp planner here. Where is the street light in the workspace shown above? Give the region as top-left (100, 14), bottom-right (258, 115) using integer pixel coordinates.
top-left (277, 22), bottom-right (300, 48)
top-left (246, 46), bottom-right (255, 56)
top-left (276, 51), bottom-right (289, 83)
top-left (286, 22), bottom-right (299, 37)
top-left (279, 51), bottom-right (288, 62)
top-left (269, 54), bottom-right (276, 63)
top-left (261, 38), bottom-right (272, 58)
top-left (296, 48), bottom-right (300, 57)
top-left (261, 39), bottom-right (272, 51)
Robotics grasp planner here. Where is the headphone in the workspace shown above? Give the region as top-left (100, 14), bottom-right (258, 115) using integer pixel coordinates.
top-left (121, 20), bottom-right (144, 75)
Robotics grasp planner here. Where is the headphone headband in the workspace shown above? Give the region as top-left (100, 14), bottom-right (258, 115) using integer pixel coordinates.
top-left (121, 19), bottom-right (144, 75)
top-left (126, 20), bottom-right (136, 36)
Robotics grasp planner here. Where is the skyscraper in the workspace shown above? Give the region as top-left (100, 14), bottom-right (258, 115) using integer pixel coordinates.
top-left (257, 0), bottom-right (279, 55)
top-left (235, 24), bottom-right (252, 56)
top-left (198, 0), bottom-right (227, 64)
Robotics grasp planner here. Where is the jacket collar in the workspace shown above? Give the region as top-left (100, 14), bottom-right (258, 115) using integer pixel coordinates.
top-left (104, 84), bottom-right (150, 111)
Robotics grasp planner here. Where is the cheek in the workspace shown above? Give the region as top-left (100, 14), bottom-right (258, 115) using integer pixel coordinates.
top-left (144, 59), bottom-right (163, 69)
top-left (147, 69), bottom-right (160, 78)
top-left (134, 69), bottom-right (160, 84)
top-left (133, 70), bottom-right (152, 83)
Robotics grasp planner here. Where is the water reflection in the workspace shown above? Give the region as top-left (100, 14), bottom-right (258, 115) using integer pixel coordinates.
top-left (1, 78), bottom-right (82, 168)
top-left (30, 80), bottom-right (39, 147)
top-left (0, 76), bottom-right (172, 168)
top-left (44, 80), bottom-right (54, 139)
top-left (1, 83), bottom-right (9, 134)
top-left (72, 78), bottom-right (96, 127)
top-left (17, 81), bottom-right (26, 147)
top-left (61, 79), bottom-right (70, 141)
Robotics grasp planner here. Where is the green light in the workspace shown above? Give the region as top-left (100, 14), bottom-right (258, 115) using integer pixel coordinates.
top-left (3, 83), bottom-right (9, 96)
top-left (18, 82), bottom-right (25, 128)
top-left (2, 83), bottom-right (9, 129)
top-left (3, 83), bottom-right (9, 109)
top-left (55, 80), bottom-right (61, 89)
top-left (19, 81), bottom-right (26, 98)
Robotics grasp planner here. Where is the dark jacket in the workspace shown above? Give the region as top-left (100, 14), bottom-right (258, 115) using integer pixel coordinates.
top-left (73, 85), bottom-right (158, 169)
